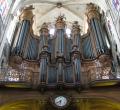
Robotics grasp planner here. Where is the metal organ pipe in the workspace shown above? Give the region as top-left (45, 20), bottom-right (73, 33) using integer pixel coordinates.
top-left (72, 34), bottom-right (81, 52)
top-left (55, 29), bottom-right (65, 55)
top-left (15, 21), bottom-right (24, 50)
top-left (75, 58), bottom-right (81, 83)
top-left (65, 66), bottom-right (73, 83)
top-left (65, 38), bottom-right (72, 61)
top-left (11, 22), bottom-right (21, 53)
top-left (89, 36), bottom-right (95, 58)
top-left (86, 3), bottom-right (109, 56)
top-left (55, 16), bottom-right (66, 57)
top-left (71, 22), bottom-right (81, 84)
top-left (39, 23), bottom-right (49, 52)
top-left (39, 58), bottom-right (47, 83)
top-left (26, 37), bottom-right (38, 60)
top-left (16, 20), bottom-right (30, 55)
top-left (57, 61), bottom-right (64, 83)
top-left (90, 19), bottom-right (101, 54)
top-left (87, 37), bottom-right (90, 58)
top-left (98, 21), bottom-right (108, 52)
top-left (82, 21), bottom-right (97, 59)
top-left (31, 38), bottom-right (38, 59)
top-left (26, 37), bottom-right (32, 59)
top-left (83, 36), bottom-right (93, 59)
top-left (71, 22), bottom-right (81, 52)
top-left (87, 37), bottom-right (91, 58)
top-left (89, 35), bottom-right (95, 59)
top-left (39, 23), bottom-right (49, 84)
top-left (93, 19), bottom-right (104, 52)
top-left (30, 38), bottom-right (34, 58)
top-left (12, 7), bottom-right (34, 57)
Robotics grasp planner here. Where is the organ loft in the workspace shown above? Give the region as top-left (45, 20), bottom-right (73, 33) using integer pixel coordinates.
top-left (0, 3), bottom-right (120, 110)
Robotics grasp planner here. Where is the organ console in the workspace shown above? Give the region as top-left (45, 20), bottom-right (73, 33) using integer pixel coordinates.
top-left (8, 3), bottom-right (114, 89)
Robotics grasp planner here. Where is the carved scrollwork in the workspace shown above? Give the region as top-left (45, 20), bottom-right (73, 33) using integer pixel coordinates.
top-left (86, 3), bottom-right (100, 22)
top-left (55, 15), bottom-right (66, 29)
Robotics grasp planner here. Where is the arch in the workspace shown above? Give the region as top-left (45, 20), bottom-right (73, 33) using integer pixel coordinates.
top-left (0, 99), bottom-right (45, 110)
top-left (75, 98), bottom-right (120, 110)
top-left (0, 97), bottom-right (120, 110)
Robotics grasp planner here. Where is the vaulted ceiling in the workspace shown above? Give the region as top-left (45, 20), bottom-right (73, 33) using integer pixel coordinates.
top-left (13, 0), bottom-right (107, 35)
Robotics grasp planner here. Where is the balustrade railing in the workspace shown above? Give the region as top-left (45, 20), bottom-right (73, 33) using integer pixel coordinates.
top-left (0, 68), bottom-right (33, 83)
top-left (88, 67), bottom-right (118, 82)
top-left (0, 67), bottom-right (119, 87)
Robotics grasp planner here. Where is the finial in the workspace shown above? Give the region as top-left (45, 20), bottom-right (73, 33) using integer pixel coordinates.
top-left (55, 15), bottom-right (66, 29)
top-left (72, 21), bottom-right (81, 34)
top-left (85, 3), bottom-right (100, 22)
top-left (39, 22), bottom-right (49, 35)
top-left (19, 5), bottom-right (34, 21)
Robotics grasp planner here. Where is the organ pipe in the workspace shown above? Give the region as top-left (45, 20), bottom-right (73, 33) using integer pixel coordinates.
top-left (16, 20), bottom-right (30, 55)
top-left (56, 29), bottom-right (65, 54)
top-left (55, 16), bottom-right (66, 57)
top-left (25, 36), bottom-right (38, 60)
top-left (57, 60), bottom-right (64, 83)
top-left (73, 54), bottom-right (81, 83)
top-left (71, 22), bottom-right (81, 84)
top-left (98, 20), bottom-right (108, 51)
top-left (93, 19), bottom-right (104, 52)
top-left (40, 58), bottom-right (47, 83)
top-left (39, 23), bottom-right (49, 84)
top-left (71, 21), bottom-right (81, 52)
top-left (11, 22), bottom-right (21, 53)
top-left (39, 23), bottom-right (49, 53)
top-left (90, 19), bottom-right (101, 54)
top-left (86, 3), bottom-right (108, 56)
top-left (65, 38), bottom-right (72, 61)
top-left (12, 6), bottom-right (34, 56)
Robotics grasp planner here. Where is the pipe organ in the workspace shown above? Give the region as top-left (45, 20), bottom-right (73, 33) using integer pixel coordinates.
top-left (9, 3), bottom-right (113, 89)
